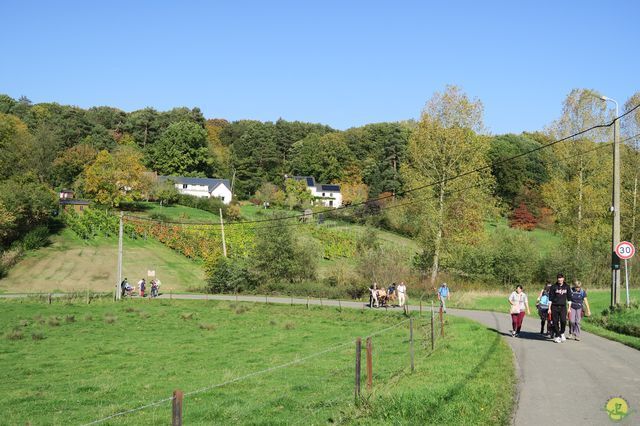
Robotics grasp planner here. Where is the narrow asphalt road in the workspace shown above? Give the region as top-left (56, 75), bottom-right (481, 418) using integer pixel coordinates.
top-left (157, 293), bottom-right (640, 425)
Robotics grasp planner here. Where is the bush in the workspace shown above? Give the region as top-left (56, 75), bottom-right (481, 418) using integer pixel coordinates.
top-left (21, 225), bottom-right (50, 250)
top-left (206, 257), bottom-right (255, 293)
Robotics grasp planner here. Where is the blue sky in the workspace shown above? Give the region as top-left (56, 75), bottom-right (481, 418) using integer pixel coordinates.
top-left (2, 0), bottom-right (638, 134)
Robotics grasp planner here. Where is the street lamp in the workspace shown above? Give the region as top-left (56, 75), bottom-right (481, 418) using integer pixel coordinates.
top-left (600, 95), bottom-right (621, 307)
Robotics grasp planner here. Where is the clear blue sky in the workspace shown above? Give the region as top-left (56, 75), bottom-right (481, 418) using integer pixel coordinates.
top-left (2, 0), bottom-right (638, 134)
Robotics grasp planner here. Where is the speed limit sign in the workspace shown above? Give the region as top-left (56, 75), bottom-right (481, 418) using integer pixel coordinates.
top-left (615, 241), bottom-right (635, 260)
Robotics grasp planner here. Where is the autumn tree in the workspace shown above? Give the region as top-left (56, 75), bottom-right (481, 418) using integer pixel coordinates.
top-left (82, 147), bottom-right (150, 206)
top-left (402, 85), bottom-right (495, 284)
top-left (542, 89), bottom-right (612, 281)
top-left (622, 92), bottom-right (640, 246)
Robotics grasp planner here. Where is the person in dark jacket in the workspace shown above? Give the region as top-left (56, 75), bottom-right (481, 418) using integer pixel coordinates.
top-left (548, 273), bottom-right (571, 343)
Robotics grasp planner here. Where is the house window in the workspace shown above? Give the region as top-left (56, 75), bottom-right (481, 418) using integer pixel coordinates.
top-left (322, 192), bottom-right (326, 197)
top-left (79, 206), bottom-right (84, 211)
top-left (330, 193), bottom-right (333, 197)
top-left (183, 184), bottom-right (188, 189)
top-left (329, 200), bottom-right (333, 207)
top-left (219, 196), bottom-right (225, 202)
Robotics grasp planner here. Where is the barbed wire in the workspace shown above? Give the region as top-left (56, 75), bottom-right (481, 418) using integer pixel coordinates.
top-left (116, 104), bottom-right (640, 230)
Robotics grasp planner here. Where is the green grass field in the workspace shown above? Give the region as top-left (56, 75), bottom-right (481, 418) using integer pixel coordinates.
top-left (134, 202), bottom-right (221, 223)
top-left (448, 289), bottom-right (640, 350)
top-left (0, 299), bottom-right (514, 425)
top-left (0, 229), bottom-right (206, 293)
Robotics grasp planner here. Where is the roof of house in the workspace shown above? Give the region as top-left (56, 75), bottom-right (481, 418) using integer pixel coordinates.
top-left (293, 176), bottom-right (316, 187)
top-left (158, 176), bottom-right (231, 192)
top-left (292, 176), bottom-right (340, 193)
top-left (318, 184), bottom-right (340, 192)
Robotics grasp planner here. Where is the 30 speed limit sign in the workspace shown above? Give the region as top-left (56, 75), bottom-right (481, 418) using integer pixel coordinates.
top-left (615, 241), bottom-right (636, 260)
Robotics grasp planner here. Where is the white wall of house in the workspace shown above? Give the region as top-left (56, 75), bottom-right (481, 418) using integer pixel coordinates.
top-left (210, 184), bottom-right (233, 204)
top-left (309, 188), bottom-right (342, 208)
top-left (175, 184), bottom-right (210, 198)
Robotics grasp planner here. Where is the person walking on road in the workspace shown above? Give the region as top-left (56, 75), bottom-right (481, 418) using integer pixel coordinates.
top-left (568, 280), bottom-right (591, 341)
top-left (438, 283), bottom-right (450, 313)
top-left (549, 273), bottom-right (571, 343)
top-left (536, 283), bottom-right (553, 336)
top-left (508, 285), bottom-right (531, 337)
top-left (397, 281), bottom-right (407, 307)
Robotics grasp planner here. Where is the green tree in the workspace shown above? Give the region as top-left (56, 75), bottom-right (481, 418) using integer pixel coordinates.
top-left (250, 214), bottom-right (319, 283)
top-left (0, 174), bottom-right (57, 247)
top-left (284, 178), bottom-right (313, 210)
top-left (51, 144), bottom-right (98, 188)
top-left (0, 113), bottom-right (32, 180)
top-left (403, 85), bottom-right (495, 284)
top-left (488, 133), bottom-right (549, 207)
top-left (622, 92), bottom-right (640, 246)
top-left (147, 121), bottom-right (212, 176)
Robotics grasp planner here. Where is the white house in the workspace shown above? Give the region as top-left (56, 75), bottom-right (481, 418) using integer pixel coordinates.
top-left (158, 176), bottom-right (233, 205)
top-left (292, 176), bottom-right (342, 208)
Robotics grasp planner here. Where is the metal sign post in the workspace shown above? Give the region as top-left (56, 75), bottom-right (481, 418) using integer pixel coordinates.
top-left (615, 241), bottom-right (635, 308)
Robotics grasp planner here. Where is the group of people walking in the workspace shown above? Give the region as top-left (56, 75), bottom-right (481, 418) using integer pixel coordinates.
top-left (368, 281), bottom-right (407, 308)
top-left (120, 277), bottom-right (161, 298)
top-left (508, 273), bottom-right (591, 342)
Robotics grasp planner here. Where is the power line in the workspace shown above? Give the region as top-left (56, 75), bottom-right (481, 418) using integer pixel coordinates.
top-left (123, 130), bottom-right (622, 230)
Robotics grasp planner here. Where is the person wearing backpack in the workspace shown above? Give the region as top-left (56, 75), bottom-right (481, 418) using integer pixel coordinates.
top-left (568, 280), bottom-right (591, 341)
top-left (536, 283), bottom-right (553, 336)
top-left (508, 285), bottom-right (531, 337)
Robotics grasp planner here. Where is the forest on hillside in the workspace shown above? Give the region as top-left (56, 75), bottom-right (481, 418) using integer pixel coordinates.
top-left (1, 86), bottom-right (639, 288)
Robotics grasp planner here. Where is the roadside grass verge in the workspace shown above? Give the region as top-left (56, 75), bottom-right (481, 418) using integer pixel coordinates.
top-left (0, 299), bottom-right (514, 425)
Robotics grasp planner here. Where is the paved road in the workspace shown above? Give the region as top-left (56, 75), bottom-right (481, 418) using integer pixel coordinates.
top-left (157, 293), bottom-right (640, 425)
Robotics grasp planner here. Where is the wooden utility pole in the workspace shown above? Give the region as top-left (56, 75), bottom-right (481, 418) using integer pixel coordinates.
top-left (116, 212), bottom-right (123, 301)
top-left (219, 208), bottom-right (227, 258)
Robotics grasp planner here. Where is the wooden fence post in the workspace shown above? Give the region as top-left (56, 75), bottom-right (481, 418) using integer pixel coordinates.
top-left (366, 337), bottom-right (373, 390)
top-left (86, 289), bottom-right (90, 305)
top-left (355, 338), bottom-right (362, 400)
top-left (439, 306), bottom-right (444, 338)
top-left (307, 295), bottom-right (309, 310)
top-left (320, 298), bottom-right (323, 307)
top-left (409, 318), bottom-right (415, 373)
top-left (431, 302), bottom-right (435, 351)
top-left (338, 299), bottom-right (342, 312)
top-left (265, 294), bottom-right (268, 304)
top-left (172, 389), bottom-right (183, 426)
top-left (291, 295), bottom-right (293, 306)
top-left (48, 293), bottom-right (52, 305)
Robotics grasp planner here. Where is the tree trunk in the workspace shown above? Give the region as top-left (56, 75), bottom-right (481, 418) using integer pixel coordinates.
top-left (576, 161), bottom-right (583, 262)
top-left (430, 182), bottom-right (446, 286)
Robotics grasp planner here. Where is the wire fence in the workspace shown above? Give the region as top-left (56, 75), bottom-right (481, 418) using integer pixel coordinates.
top-left (77, 308), bottom-right (446, 425)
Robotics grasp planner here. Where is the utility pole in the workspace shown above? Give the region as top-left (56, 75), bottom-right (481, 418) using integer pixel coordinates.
top-left (219, 208), bottom-right (227, 257)
top-left (602, 96), bottom-right (621, 307)
top-left (116, 211), bottom-right (123, 301)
